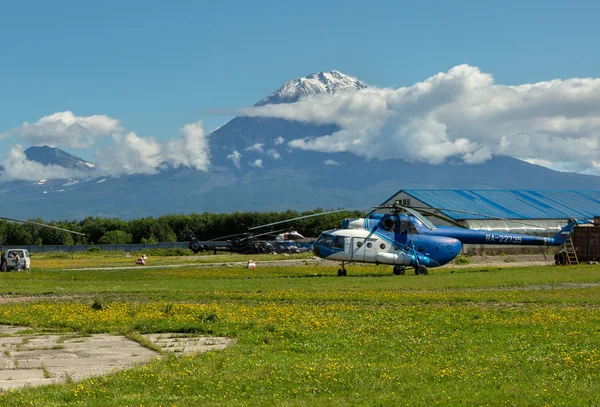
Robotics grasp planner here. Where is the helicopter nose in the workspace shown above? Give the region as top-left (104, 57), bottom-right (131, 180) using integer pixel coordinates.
top-left (312, 245), bottom-right (321, 257)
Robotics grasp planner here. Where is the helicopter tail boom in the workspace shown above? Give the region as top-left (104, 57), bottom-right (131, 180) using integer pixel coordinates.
top-left (429, 217), bottom-right (578, 246)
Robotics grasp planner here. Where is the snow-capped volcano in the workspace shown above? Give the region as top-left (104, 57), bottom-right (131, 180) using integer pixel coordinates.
top-left (255, 70), bottom-right (367, 106)
top-left (5, 70), bottom-right (600, 221)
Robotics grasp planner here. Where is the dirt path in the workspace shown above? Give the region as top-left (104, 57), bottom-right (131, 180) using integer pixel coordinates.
top-left (67, 254), bottom-right (557, 272)
top-left (445, 254), bottom-right (555, 268)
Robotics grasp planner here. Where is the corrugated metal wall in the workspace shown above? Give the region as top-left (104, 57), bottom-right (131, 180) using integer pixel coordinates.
top-left (572, 226), bottom-right (600, 262)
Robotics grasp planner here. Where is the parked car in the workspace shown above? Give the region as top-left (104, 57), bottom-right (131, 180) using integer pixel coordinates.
top-left (5, 249), bottom-right (31, 271)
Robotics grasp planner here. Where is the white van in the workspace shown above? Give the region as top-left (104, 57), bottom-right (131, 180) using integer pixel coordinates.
top-left (5, 249), bottom-right (31, 271)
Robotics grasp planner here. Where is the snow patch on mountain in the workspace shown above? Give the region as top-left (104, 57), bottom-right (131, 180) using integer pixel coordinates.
top-left (62, 179), bottom-right (80, 187)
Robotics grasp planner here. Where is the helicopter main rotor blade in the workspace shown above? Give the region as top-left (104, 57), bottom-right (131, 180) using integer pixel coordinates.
top-left (248, 209), bottom-right (366, 231)
top-left (250, 228), bottom-right (290, 239)
top-left (0, 217), bottom-right (86, 236)
top-left (404, 207), bottom-right (469, 229)
top-left (370, 203), bottom-right (464, 230)
top-left (407, 206), bottom-right (565, 230)
top-left (206, 232), bottom-right (250, 242)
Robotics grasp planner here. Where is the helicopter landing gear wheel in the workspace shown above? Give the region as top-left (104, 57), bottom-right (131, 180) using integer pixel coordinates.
top-left (393, 265), bottom-right (406, 275)
top-left (416, 265), bottom-right (428, 275)
top-left (337, 263), bottom-right (347, 277)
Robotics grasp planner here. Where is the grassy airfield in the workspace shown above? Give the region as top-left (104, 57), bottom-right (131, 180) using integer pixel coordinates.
top-left (0, 253), bottom-right (599, 406)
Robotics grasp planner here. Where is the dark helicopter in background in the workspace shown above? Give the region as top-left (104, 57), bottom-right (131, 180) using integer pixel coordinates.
top-left (186, 208), bottom-right (358, 255)
top-left (247, 202), bottom-right (579, 276)
top-left (187, 228), bottom-right (309, 255)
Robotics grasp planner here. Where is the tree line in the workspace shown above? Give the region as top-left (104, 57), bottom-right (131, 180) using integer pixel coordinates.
top-left (0, 209), bottom-right (364, 246)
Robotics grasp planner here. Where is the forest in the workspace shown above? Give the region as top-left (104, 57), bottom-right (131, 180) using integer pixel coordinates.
top-left (0, 209), bottom-right (363, 246)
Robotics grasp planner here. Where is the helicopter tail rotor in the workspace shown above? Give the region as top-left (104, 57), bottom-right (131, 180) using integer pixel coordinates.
top-left (188, 230), bottom-right (203, 253)
top-left (550, 217), bottom-right (579, 245)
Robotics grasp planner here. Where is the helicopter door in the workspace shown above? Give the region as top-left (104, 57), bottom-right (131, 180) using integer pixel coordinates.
top-left (350, 237), bottom-right (377, 262)
top-left (350, 237), bottom-right (365, 261)
top-left (344, 237), bottom-right (353, 259)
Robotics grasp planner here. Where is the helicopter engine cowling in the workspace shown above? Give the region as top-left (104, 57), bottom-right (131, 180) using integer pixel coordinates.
top-left (382, 218), bottom-right (394, 231)
top-left (342, 218), bottom-right (366, 229)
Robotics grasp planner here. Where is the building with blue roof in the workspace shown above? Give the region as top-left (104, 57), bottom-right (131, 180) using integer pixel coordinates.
top-left (379, 190), bottom-right (600, 235)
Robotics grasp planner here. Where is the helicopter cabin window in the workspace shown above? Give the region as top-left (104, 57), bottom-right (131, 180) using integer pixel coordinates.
top-left (367, 242), bottom-right (372, 248)
top-left (357, 241), bottom-right (363, 248)
top-left (332, 236), bottom-right (345, 249)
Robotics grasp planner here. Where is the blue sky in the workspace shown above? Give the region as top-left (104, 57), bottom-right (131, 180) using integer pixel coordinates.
top-left (1, 0), bottom-right (600, 173)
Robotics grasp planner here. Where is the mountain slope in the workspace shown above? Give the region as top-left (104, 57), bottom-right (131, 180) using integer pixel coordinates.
top-left (2, 70), bottom-right (600, 221)
top-left (24, 145), bottom-right (94, 171)
top-left (2, 152), bottom-right (600, 221)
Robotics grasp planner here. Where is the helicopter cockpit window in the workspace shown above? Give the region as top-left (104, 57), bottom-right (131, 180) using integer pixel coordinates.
top-left (332, 236), bottom-right (345, 249)
top-left (321, 235), bottom-right (334, 248)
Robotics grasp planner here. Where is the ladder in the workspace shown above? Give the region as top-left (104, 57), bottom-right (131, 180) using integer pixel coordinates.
top-left (563, 235), bottom-right (579, 265)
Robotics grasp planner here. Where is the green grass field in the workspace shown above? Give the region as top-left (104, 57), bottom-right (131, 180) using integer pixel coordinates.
top-left (0, 256), bottom-right (599, 406)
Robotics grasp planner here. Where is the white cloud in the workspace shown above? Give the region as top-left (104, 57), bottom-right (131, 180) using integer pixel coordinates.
top-left (227, 150), bottom-right (242, 168)
top-left (267, 149), bottom-right (281, 159)
top-left (0, 111), bottom-right (121, 147)
top-left (94, 131), bottom-right (163, 176)
top-left (0, 145), bottom-right (86, 181)
top-left (245, 143), bottom-right (280, 159)
top-left (245, 143), bottom-right (264, 153)
top-left (274, 136), bottom-right (284, 145)
top-left (1, 115), bottom-right (213, 179)
top-left (324, 159), bottom-right (340, 165)
top-left (163, 121), bottom-right (210, 171)
top-left (237, 65), bottom-right (600, 174)
top-left (95, 121), bottom-right (212, 176)
top-left (250, 159), bottom-right (263, 168)
top-left (523, 158), bottom-right (554, 168)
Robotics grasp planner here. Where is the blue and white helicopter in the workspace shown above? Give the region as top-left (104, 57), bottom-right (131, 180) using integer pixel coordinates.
top-left (251, 201), bottom-right (578, 276)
